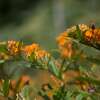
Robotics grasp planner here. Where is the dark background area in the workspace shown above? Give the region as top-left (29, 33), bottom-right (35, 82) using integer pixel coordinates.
top-left (0, 0), bottom-right (41, 26)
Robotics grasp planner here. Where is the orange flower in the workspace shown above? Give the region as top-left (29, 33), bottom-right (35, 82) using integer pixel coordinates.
top-left (35, 50), bottom-right (50, 59)
top-left (94, 29), bottom-right (100, 44)
top-left (56, 32), bottom-right (73, 58)
top-left (7, 40), bottom-right (22, 56)
top-left (60, 43), bottom-right (72, 58)
top-left (66, 24), bottom-right (89, 33)
top-left (56, 31), bottom-right (68, 46)
top-left (84, 29), bottom-right (93, 42)
top-left (56, 24), bottom-right (89, 58)
top-left (23, 43), bottom-right (40, 57)
top-left (84, 28), bottom-right (100, 45)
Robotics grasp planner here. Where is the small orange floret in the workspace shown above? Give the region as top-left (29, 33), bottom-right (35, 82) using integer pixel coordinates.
top-left (56, 32), bottom-right (73, 58)
top-left (61, 44), bottom-right (72, 58)
top-left (35, 50), bottom-right (50, 59)
top-left (84, 29), bottom-right (93, 42)
top-left (23, 43), bottom-right (40, 57)
top-left (56, 31), bottom-right (68, 46)
top-left (7, 40), bottom-right (22, 56)
top-left (84, 28), bottom-right (100, 45)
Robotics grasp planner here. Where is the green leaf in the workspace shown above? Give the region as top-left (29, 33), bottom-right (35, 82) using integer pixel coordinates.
top-left (76, 25), bottom-right (83, 42)
top-left (65, 91), bottom-right (73, 100)
top-left (48, 60), bottom-right (61, 79)
top-left (76, 76), bottom-right (100, 85)
top-left (76, 94), bottom-right (83, 100)
top-left (2, 79), bottom-right (10, 96)
top-left (22, 86), bottom-right (31, 100)
top-left (0, 44), bottom-right (7, 53)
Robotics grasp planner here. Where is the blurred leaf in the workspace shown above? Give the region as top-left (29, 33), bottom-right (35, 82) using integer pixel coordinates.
top-left (76, 91), bottom-right (91, 100)
top-left (2, 79), bottom-right (10, 97)
top-left (76, 94), bottom-right (83, 100)
top-left (72, 38), bottom-right (100, 58)
top-left (48, 60), bottom-right (61, 79)
top-left (65, 91), bottom-right (73, 100)
top-left (0, 60), bottom-right (5, 64)
top-left (22, 85), bottom-right (31, 100)
top-left (76, 25), bottom-right (83, 42)
top-left (76, 76), bottom-right (100, 86)
top-left (0, 44), bottom-right (7, 53)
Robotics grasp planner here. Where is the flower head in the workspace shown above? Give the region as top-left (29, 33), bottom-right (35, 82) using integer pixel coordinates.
top-left (84, 28), bottom-right (100, 45)
top-left (35, 50), bottom-right (50, 59)
top-left (7, 40), bottom-right (22, 56)
top-left (56, 32), bottom-right (73, 58)
top-left (66, 24), bottom-right (89, 33)
top-left (56, 31), bottom-right (68, 46)
top-left (23, 43), bottom-right (40, 57)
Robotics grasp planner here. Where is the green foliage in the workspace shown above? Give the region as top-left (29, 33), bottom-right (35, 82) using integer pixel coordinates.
top-left (0, 24), bottom-right (100, 99)
top-left (48, 59), bottom-right (61, 79)
top-left (2, 79), bottom-right (10, 97)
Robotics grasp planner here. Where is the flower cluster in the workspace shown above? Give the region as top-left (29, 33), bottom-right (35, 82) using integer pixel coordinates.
top-left (7, 40), bottom-right (22, 56)
top-left (56, 24), bottom-right (100, 57)
top-left (23, 43), bottom-right (50, 60)
top-left (56, 24), bottom-right (89, 56)
top-left (66, 24), bottom-right (89, 33)
top-left (84, 28), bottom-right (100, 45)
top-left (23, 43), bottom-right (40, 57)
top-left (35, 50), bottom-right (50, 59)
top-left (56, 32), bottom-right (73, 58)
top-left (0, 41), bottom-right (50, 62)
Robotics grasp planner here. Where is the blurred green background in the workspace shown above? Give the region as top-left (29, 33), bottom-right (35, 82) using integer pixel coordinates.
top-left (0, 0), bottom-right (100, 49)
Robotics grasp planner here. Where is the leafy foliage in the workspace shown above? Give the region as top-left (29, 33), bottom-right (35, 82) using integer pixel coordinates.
top-left (0, 24), bottom-right (100, 99)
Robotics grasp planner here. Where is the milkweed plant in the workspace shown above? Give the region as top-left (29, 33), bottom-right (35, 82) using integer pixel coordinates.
top-left (0, 24), bottom-right (100, 100)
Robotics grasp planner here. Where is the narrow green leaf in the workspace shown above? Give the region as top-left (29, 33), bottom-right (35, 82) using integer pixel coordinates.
top-left (65, 91), bottom-right (73, 100)
top-left (76, 94), bottom-right (83, 100)
top-left (0, 44), bottom-right (7, 53)
top-left (49, 60), bottom-right (60, 79)
top-left (76, 76), bottom-right (100, 85)
top-left (76, 25), bottom-right (82, 41)
top-left (2, 79), bottom-right (10, 96)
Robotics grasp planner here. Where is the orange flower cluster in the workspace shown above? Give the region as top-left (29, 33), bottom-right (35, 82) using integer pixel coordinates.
top-left (56, 31), bottom-right (73, 58)
top-left (23, 43), bottom-right (50, 60)
top-left (23, 43), bottom-right (40, 57)
top-left (57, 24), bottom-right (100, 57)
top-left (56, 31), bottom-right (68, 46)
top-left (66, 24), bottom-right (89, 33)
top-left (5, 41), bottom-right (50, 61)
top-left (84, 28), bottom-right (100, 45)
top-left (7, 40), bottom-right (22, 56)
top-left (66, 24), bottom-right (100, 46)
top-left (35, 50), bottom-right (50, 59)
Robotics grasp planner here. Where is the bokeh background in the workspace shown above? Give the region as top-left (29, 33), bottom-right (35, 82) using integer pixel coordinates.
top-left (0, 0), bottom-right (100, 49)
